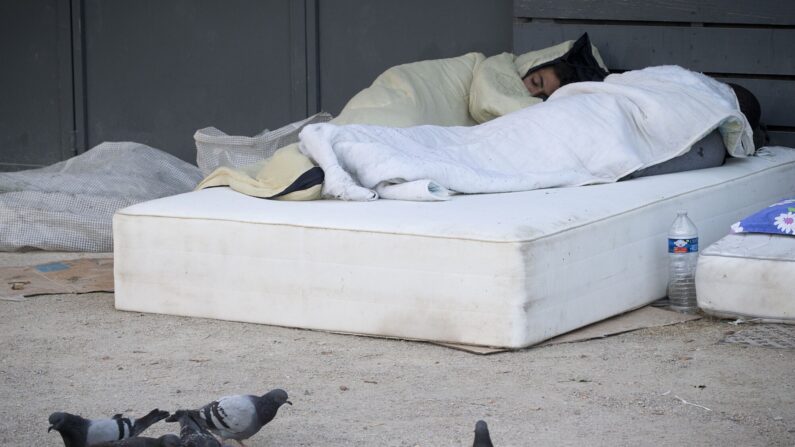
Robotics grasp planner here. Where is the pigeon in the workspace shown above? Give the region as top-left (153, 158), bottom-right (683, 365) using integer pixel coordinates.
top-left (195, 389), bottom-right (291, 446)
top-left (165, 410), bottom-right (221, 447)
top-left (473, 420), bottom-right (494, 447)
top-left (90, 434), bottom-right (181, 447)
top-left (48, 409), bottom-right (170, 447)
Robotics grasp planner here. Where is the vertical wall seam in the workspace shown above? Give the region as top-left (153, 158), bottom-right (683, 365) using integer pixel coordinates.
top-left (305, 0), bottom-right (320, 114)
top-left (56, 0), bottom-right (76, 160)
top-left (70, 0), bottom-right (87, 153)
top-left (288, 0), bottom-right (308, 121)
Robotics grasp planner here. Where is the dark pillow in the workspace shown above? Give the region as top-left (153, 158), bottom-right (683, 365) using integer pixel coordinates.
top-left (524, 33), bottom-right (609, 84)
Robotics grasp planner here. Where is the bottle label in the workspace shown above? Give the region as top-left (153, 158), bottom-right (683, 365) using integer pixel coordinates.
top-left (668, 237), bottom-right (698, 253)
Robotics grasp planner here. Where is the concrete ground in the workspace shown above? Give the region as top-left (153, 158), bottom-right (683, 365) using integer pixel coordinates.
top-left (1, 252), bottom-right (793, 446)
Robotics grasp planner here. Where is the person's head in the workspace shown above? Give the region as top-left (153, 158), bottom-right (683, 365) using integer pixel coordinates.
top-left (521, 33), bottom-right (608, 100)
top-left (522, 61), bottom-right (577, 100)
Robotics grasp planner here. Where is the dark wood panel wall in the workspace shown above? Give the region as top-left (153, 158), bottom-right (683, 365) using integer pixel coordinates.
top-left (514, 0), bottom-right (795, 147)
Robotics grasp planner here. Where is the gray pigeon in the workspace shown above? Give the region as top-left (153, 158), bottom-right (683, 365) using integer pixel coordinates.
top-left (473, 420), bottom-right (494, 447)
top-left (90, 434), bottom-right (181, 447)
top-left (165, 410), bottom-right (221, 447)
top-left (196, 389), bottom-right (291, 446)
top-left (48, 409), bottom-right (170, 447)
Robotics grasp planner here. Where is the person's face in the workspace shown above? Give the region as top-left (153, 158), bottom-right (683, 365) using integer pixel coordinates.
top-left (522, 66), bottom-right (561, 100)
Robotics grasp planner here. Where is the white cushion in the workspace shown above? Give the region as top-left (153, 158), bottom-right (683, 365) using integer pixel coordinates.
top-left (697, 233), bottom-right (795, 321)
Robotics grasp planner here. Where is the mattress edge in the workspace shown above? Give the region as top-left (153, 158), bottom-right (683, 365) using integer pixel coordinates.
top-left (115, 154), bottom-right (795, 244)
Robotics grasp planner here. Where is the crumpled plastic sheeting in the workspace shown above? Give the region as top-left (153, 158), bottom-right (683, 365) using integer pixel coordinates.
top-left (0, 142), bottom-right (203, 252)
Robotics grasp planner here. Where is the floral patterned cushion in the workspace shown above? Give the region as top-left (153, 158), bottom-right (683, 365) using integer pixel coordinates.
top-left (731, 198), bottom-right (795, 236)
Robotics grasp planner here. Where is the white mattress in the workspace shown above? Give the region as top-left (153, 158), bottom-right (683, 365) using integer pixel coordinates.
top-left (697, 233), bottom-right (795, 322)
top-left (113, 147), bottom-right (795, 348)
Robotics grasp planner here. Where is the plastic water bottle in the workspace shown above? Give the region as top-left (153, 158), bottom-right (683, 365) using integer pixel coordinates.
top-left (668, 211), bottom-right (699, 313)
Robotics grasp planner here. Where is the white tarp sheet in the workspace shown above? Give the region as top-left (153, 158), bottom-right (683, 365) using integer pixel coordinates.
top-left (0, 142), bottom-right (202, 251)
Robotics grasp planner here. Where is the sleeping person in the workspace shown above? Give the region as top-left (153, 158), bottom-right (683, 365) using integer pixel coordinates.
top-left (298, 63), bottom-right (756, 201)
top-left (198, 34), bottom-right (761, 201)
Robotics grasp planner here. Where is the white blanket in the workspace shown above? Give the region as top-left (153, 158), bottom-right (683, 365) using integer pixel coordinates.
top-left (299, 66), bottom-right (755, 201)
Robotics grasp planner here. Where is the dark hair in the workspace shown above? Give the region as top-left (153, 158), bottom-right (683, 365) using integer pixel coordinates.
top-left (551, 61), bottom-right (578, 87)
top-left (726, 83), bottom-right (760, 129)
top-left (522, 33), bottom-right (608, 87)
top-left (727, 82), bottom-right (768, 148)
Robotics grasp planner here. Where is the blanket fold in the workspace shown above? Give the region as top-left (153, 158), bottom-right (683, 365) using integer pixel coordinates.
top-left (375, 180), bottom-right (452, 201)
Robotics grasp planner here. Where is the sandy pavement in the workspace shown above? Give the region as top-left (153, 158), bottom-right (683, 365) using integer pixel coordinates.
top-left (0, 252), bottom-right (793, 446)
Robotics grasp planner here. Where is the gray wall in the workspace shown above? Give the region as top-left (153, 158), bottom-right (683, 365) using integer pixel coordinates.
top-left (0, 0), bottom-right (512, 168)
top-left (0, 0), bottom-right (73, 170)
top-left (317, 0), bottom-right (512, 114)
top-left (79, 0), bottom-right (304, 163)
